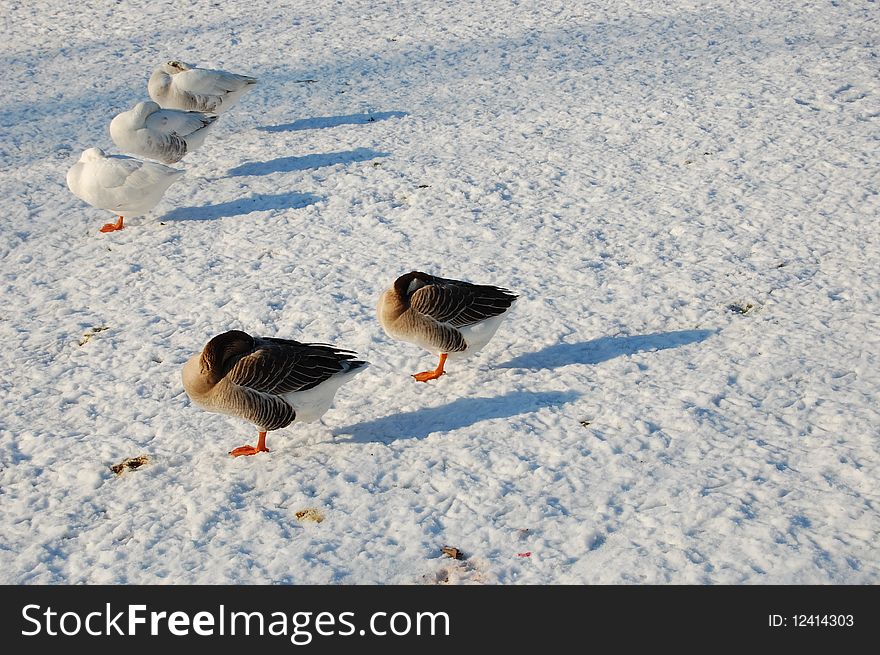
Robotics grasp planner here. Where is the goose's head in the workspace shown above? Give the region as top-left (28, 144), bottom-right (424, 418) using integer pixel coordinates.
top-left (131, 101), bottom-right (160, 120)
top-left (111, 101), bottom-right (158, 132)
top-left (393, 271), bottom-right (432, 299)
top-left (162, 60), bottom-right (192, 75)
top-left (183, 330), bottom-right (254, 393)
top-left (79, 147), bottom-right (106, 162)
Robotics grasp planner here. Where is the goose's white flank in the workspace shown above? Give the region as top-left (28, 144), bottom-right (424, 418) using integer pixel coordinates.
top-left (65, 147), bottom-right (184, 233)
top-left (377, 271), bottom-right (518, 382)
top-left (181, 330), bottom-right (369, 457)
top-left (148, 60), bottom-right (258, 114)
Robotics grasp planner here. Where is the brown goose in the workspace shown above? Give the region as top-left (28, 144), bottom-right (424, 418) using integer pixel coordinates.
top-left (181, 330), bottom-right (368, 456)
top-left (377, 271), bottom-right (518, 382)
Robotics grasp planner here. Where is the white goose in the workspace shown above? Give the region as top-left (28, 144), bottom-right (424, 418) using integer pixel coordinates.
top-left (66, 147), bottom-right (184, 232)
top-left (110, 101), bottom-right (218, 164)
top-left (377, 271), bottom-right (518, 382)
top-left (148, 61), bottom-right (257, 114)
top-left (182, 330), bottom-right (369, 457)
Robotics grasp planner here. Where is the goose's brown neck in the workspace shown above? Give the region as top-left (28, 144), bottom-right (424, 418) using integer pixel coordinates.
top-left (379, 288), bottom-right (407, 325)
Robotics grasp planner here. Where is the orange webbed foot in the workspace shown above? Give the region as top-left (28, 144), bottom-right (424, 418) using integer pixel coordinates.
top-left (229, 444), bottom-right (270, 457)
top-left (229, 431), bottom-right (269, 457)
top-left (412, 354), bottom-right (448, 382)
top-left (100, 216), bottom-right (125, 233)
top-left (412, 370), bottom-right (446, 382)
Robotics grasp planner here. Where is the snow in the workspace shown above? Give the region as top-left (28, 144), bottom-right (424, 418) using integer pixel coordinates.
top-left (1, 0), bottom-right (878, 584)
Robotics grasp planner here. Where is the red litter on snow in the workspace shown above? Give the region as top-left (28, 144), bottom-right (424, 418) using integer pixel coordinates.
top-left (517, 552), bottom-right (531, 557)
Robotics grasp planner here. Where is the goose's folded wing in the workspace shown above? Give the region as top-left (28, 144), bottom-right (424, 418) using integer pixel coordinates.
top-left (179, 69), bottom-right (256, 95)
top-left (146, 109), bottom-right (216, 136)
top-left (410, 281), bottom-right (516, 328)
top-left (119, 160), bottom-right (183, 191)
top-left (92, 158), bottom-right (144, 190)
top-left (226, 343), bottom-right (355, 395)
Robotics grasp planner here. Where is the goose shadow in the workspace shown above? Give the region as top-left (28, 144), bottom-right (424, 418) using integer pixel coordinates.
top-left (258, 111), bottom-right (408, 133)
top-left (500, 329), bottom-right (716, 370)
top-left (228, 147), bottom-right (389, 177)
top-left (163, 191), bottom-right (323, 222)
top-left (335, 390), bottom-right (580, 444)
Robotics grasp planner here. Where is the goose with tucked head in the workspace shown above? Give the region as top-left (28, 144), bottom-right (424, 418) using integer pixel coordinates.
top-left (378, 271), bottom-right (518, 382)
top-left (182, 330), bottom-right (368, 456)
top-left (148, 60), bottom-right (258, 114)
top-left (110, 100), bottom-right (218, 164)
top-left (66, 147), bottom-right (184, 233)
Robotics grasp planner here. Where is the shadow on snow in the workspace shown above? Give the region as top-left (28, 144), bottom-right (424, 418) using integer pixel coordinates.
top-left (257, 110), bottom-right (408, 132)
top-left (227, 147), bottom-right (389, 177)
top-left (335, 390), bottom-right (579, 443)
top-left (500, 329), bottom-right (716, 370)
top-left (163, 191), bottom-right (322, 221)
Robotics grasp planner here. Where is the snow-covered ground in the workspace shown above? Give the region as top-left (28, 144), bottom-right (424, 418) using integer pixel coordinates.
top-left (1, 0), bottom-right (877, 584)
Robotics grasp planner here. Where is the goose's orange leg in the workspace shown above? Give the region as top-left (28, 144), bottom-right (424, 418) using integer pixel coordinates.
top-left (100, 216), bottom-right (125, 233)
top-left (229, 431), bottom-right (270, 457)
top-left (413, 353), bottom-right (447, 382)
